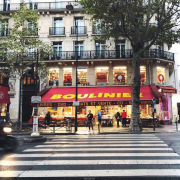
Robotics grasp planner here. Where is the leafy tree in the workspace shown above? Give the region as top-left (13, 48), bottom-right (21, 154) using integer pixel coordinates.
top-left (0, 4), bottom-right (52, 78)
top-left (79, 0), bottom-right (180, 131)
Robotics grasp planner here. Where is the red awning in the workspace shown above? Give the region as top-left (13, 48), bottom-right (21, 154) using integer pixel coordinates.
top-left (150, 84), bottom-right (161, 97)
top-left (38, 86), bottom-right (157, 107)
top-left (0, 86), bottom-right (10, 104)
top-left (157, 86), bottom-right (177, 93)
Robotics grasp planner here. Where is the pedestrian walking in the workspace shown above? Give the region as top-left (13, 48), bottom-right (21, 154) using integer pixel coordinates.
top-left (98, 110), bottom-right (102, 124)
top-left (115, 111), bottom-right (121, 127)
top-left (97, 110), bottom-right (102, 132)
top-left (45, 111), bottom-right (51, 126)
top-left (122, 110), bottom-right (127, 127)
top-left (5, 112), bottom-right (10, 122)
top-left (87, 110), bottom-right (94, 133)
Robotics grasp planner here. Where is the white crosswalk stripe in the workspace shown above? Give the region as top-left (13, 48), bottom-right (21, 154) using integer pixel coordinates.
top-left (1, 134), bottom-right (180, 178)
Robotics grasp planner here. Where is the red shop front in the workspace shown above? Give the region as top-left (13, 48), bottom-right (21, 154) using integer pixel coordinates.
top-left (29, 86), bottom-right (159, 127)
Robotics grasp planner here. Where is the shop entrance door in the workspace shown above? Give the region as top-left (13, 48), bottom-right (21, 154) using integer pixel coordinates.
top-left (21, 75), bottom-right (39, 123)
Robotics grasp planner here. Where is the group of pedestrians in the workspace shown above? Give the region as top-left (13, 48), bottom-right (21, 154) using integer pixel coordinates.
top-left (44, 109), bottom-right (127, 132)
top-left (115, 110), bottom-right (127, 127)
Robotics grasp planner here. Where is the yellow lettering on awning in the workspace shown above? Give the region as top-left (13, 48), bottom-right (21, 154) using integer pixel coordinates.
top-left (63, 94), bottom-right (76, 99)
top-left (123, 93), bottom-right (131, 97)
top-left (98, 93), bottom-right (103, 98)
top-left (89, 93), bottom-right (97, 98)
top-left (104, 93), bottom-right (115, 98)
top-left (50, 94), bottom-right (62, 99)
top-left (117, 93), bottom-right (121, 98)
top-left (78, 94), bottom-right (88, 99)
top-left (140, 93), bottom-right (143, 97)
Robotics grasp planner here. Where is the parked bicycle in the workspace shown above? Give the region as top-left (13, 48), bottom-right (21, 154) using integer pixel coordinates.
top-left (9, 119), bottom-right (32, 133)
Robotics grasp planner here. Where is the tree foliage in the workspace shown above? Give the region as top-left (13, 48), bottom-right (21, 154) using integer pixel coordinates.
top-left (80, 0), bottom-right (180, 131)
top-left (0, 5), bottom-right (52, 78)
top-left (80, 0), bottom-right (180, 51)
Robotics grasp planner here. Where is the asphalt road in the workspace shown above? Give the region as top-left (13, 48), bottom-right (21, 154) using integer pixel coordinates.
top-left (0, 133), bottom-right (180, 180)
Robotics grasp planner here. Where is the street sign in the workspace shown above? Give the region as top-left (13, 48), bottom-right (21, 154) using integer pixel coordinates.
top-left (152, 97), bottom-right (156, 109)
top-left (73, 101), bottom-right (79, 106)
top-left (31, 96), bottom-right (41, 103)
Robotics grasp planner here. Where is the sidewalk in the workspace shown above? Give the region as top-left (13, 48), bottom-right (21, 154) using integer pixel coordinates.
top-left (11, 123), bottom-right (180, 136)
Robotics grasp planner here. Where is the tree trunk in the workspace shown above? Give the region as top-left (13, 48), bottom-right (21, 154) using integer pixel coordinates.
top-left (129, 53), bottom-right (142, 131)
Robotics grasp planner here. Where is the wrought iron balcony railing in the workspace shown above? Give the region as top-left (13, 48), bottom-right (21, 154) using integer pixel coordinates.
top-left (0, 49), bottom-right (174, 62)
top-left (42, 49), bottom-right (174, 61)
top-left (71, 26), bottom-right (87, 35)
top-left (0, 1), bottom-right (83, 12)
top-left (49, 27), bottom-right (65, 35)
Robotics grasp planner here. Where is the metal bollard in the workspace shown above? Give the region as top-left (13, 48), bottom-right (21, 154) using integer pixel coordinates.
top-left (175, 117), bottom-right (178, 131)
top-left (53, 122), bottom-right (55, 134)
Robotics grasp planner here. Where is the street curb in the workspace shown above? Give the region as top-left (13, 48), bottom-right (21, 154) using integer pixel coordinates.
top-left (23, 136), bottom-right (47, 143)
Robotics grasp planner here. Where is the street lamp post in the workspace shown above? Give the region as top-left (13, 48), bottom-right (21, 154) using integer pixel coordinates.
top-left (66, 3), bottom-right (78, 132)
top-left (31, 49), bottom-right (40, 136)
top-left (75, 21), bottom-right (78, 132)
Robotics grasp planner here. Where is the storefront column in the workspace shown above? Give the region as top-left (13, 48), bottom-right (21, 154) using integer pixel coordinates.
top-left (152, 65), bottom-right (157, 84)
top-left (87, 67), bottom-right (95, 86)
top-left (165, 67), bottom-right (170, 85)
top-left (72, 66), bottom-right (76, 86)
top-left (109, 66), bottom-right (113, 85)
top-left (127, 64), bottom-right (134, 84)
top-left (59, 67), bottom-right (63, 86)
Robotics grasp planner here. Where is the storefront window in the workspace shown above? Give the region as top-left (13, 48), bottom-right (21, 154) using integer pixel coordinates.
top-left (157, 67), bottom-right (165, 84)
top-left (113, 66), bottom-right (127, 85)
top-left (0, 103), bottom-right (7, 116)
top-left (49, 68), bottom-right (59, 86)
top-left (95, 67), bottom-right (109, 85)
top-left (63, 68), bottom-right (72, 86)
top-left (140, 66), bottom-right (146, 84)
top-left (62, 107), bottom-right (72, 116)
top-left (140, 104), bottom-right (152, 118)
top-left (78, 68), bottom-right (87, 86)
top-left (159, 93), bottom-right (170, 120)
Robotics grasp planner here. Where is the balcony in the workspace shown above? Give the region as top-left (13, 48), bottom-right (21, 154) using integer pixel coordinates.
top-left (49, 27), bottom-right (65, 36)
top-left (0, 1), bottom-right (83, 12)
top-left (0, 49), bottom-right (174, 62)
top-left (71, 26), bottom-right (87, 35)
top-left (44, 49), bottom-right (174, 61)
top-left (0, 28), bottom-right (10, 37)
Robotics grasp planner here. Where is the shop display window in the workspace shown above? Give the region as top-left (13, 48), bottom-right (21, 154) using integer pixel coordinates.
top-left (159, 93), bottom-right (169, 120)
top-left (49, 68), bottom-right (59, 86)
top-left (62, 107), bottom-right (72, 116)
top-left (140, 104), bottom-right (152, 118)
top-left (0, 103), bottom-right (7, 116)
top-left (77, 106), bottom-right (87, 117)
top-left (95, 67), bottom-right (109, 85)
top-left (63, 68), bottom-right (72, 86)
top-left (157, 67), bottom-right (165, 84)
top-left (78, 68), bottom-right (87, 86)
top-left (140, 66), bottom-right (146, 84)
top-left (113, 66), bottom-right (127, 85)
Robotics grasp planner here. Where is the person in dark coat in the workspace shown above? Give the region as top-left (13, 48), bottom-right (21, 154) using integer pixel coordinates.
top-left (5, 112), bottom-right (10, 122)
top-left (87, 110), bottom-right (94, 132)
top-left (45, 111), bottom-right (51, 126)
top-left (116, 111), bottom-right (121, 127)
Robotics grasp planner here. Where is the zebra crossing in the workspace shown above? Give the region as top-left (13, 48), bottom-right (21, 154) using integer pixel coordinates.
top-left (1, 134), bottom-right (180, 179)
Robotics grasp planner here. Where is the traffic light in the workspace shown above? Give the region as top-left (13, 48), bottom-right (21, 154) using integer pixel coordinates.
top-left (26, 63), bottom-right (34, 79)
